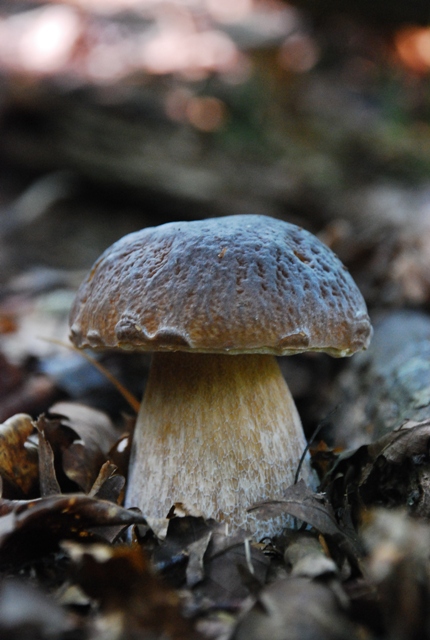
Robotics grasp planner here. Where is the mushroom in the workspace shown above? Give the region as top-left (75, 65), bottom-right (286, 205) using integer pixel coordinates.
top-left (69, 214), bottom-right (372, 536)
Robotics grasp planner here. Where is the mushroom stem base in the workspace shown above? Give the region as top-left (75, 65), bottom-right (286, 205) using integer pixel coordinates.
top-left (126, 352), bottom-right (313, 537)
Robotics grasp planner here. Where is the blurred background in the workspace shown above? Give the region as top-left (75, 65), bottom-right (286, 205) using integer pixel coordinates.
top-left (0, 0), bottom-right (430, 441)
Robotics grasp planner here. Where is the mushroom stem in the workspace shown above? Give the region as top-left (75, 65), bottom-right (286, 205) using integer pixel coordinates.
top-left (126, 352), bottom-right (313, 535)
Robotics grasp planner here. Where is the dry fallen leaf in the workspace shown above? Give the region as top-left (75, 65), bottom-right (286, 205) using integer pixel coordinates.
top-left (89, 460), bottom-right (125, 502)
top-left (325, 420), bottom-right (430, 520)
top-left (250, 480), bottom-right (363, 562)
top-left (63, 541), bottom-right (202, 639)
top-left (196, 525), bottom-right (270, 603)
top-left (49, 401), bottom-right (119, 492)
top-left (232, 577), bottom-right (359, 640)
top-left (0, 494), bottom-right (146, 568)
top-left (35, 415), bottom-right (62, 496)
top-left (0, 413), bottom-right (38, 497)
top-left (363, 509), bottom-right (430, 640)
top-left (153, 514), bottom-right (216, 588)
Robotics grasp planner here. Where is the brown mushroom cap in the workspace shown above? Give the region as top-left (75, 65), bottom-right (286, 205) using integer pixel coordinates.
top-left (69, 214), bottom-right (372, 357)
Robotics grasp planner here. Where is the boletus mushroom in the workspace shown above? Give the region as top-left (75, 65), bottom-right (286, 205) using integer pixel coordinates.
top-left (69, 215), bottom-right (372, 536)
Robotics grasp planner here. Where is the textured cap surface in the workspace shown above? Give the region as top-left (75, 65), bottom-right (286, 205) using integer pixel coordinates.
top-left (69, 215), bottom-right (372, 356)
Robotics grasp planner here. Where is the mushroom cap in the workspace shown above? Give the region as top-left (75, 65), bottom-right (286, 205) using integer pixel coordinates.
top-left (69, 215), bottom-right (372, 357)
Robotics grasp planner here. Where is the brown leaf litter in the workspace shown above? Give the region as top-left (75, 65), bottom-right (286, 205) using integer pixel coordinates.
top-left (0, 406), bottom-right (430, 637)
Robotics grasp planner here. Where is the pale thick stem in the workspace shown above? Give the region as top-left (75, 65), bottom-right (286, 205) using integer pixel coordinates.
top-left (126, 352), bottom-right (312, 536)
